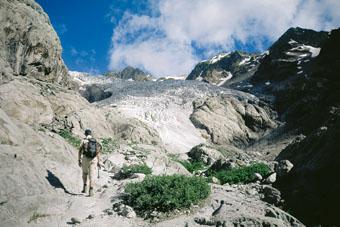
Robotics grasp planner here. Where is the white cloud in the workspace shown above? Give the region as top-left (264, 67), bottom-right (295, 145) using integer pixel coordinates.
top-left (109, 0), bottom-right (340, 77)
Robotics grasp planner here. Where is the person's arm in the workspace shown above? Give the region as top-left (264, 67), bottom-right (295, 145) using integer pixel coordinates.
top-left (78, 141), bottom-right (84, 167)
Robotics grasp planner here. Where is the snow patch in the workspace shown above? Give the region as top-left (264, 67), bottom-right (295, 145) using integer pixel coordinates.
top-left (308, 46), bottom-right (321, 58)
top-left (217, 72), bottom-right (233, 86)
top-left (239, 57), bottom-right (251, 65)
top-left (262, 50), bottom-right (270, 55)
top-left (288, 39), bottom-right (298, 45)
top-left (290, 44), bottom-right (321, 58)
top-left (265, 81), bottom-right (271, 86)
top-left (196, 76), bottom-right (203, 81)
top-left (209, 53), bottom-right (230, 64)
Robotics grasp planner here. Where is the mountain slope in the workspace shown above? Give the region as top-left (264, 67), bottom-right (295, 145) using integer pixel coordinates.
top-left (186, 51), bottom-right (263, 87)
top-left (228, 27), bottom-right (340, 226)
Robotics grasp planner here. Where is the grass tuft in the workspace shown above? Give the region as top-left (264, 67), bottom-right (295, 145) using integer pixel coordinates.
top-left (178, 160), bottom-right (207, 173)
top-left (120, 163), bottom-right (152, 178)
top-left (27, 211), bottom-right (50, 224)
top-left (100, 138), bottom-right (118, 154)
top-left (58, 129), bottom-right (81, 147)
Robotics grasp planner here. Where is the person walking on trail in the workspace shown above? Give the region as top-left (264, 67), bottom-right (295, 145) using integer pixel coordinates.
top-left (78, 128), bottom-right (101, 197)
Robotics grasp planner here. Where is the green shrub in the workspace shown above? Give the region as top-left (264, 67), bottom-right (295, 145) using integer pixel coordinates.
top-left (120, 164), bottom-right (152, 178)
top-left (124, 175), bottom-right (210, 215)
top-left (58, 129), bottom-right (81, 147)
top-left (100, 138), bottom-right (118, 154)
top-left (179, 160), bottom-right (207, 173)
top-left (209, 163), bottom-right (271, 184)
top-left (27, 211), bottom-right (50, 224)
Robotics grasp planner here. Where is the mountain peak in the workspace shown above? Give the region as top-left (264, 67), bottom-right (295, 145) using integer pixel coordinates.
top-left (105, 66), bottom-right (152, 81)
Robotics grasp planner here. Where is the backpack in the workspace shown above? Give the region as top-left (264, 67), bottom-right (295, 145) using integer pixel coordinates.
top-left (85, 138), bottom-right (97, 158)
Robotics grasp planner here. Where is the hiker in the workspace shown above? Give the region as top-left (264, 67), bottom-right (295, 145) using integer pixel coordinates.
top-left (78, 128), bottom-right (101, 196)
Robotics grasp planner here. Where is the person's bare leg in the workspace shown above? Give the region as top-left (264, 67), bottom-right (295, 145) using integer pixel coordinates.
top-left (82, 172), bottom-right (87, 193)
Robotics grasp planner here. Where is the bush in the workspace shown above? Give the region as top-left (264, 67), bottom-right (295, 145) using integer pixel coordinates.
top-left (100, 138), bottom-right (118, 154)
top-left (179, 160), bottom-right (207, 173)
top-left (124, 175), bottom-right (210, 215)
top-left (120, 164), bottom-right (152, 178)
top-left (209, 163), bottom-right (271, 184)
top-left (58, 129), bottom-right (81, 147)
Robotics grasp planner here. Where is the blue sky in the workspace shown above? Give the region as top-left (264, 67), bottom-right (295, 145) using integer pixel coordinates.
top-left (36, 0), bottom-right (151, 74)
top-left (36, 0), bottom-right (340, 77)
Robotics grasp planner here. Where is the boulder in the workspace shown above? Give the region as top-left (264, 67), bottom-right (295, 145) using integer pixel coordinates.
top-left (207, 158), bottom-right (237, 173)
top-left (190, 95), bottom-right (277, 148)
top-left (187, 143), bottom-right (224, 165)
top-left (264, 173), bottom-right (277, 184)
top-left (275, 160), bottom-right (294, 177)
top-left (261, 185), bottom-right (282, 206)
top-left (254, 173), bottom-right (263, 181)
top-left (112, 203), bottom-right (136, 218)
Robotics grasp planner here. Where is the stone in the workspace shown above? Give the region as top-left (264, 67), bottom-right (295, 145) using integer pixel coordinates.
top-left (264, 173), bottom-right (277, 184)
top-left (131, 173), bottom-right (146, 181)
top-left (112, 203), bottom-right (136, 218)
top-left (207, 159), bottom-right (236, 173)
top-left (187, 143), bottom-right (224, 165)
top-left (275, 160), bottom-right (294, 177)
top-left (261, 185), bottom-right (282, 206)
top-left (70, 217), bottom-right (81, 224)
top-left (254, 173), bottom-right (263, 181)
top-left (211, 177), bottom-right (221, 184)
top-left (86, 214), bottom-right (95, 219)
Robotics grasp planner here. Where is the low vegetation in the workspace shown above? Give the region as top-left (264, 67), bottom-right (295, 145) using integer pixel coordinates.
top-left (124, 175), bottom-right (210, 215)
top-left (100, 138), bottom-right (119, 154)
top-left (120, 163), bottom-right (152, 178)
top-left (27, 211), bottom-right (50, 224)
top-left (168, 154), bottom-right (208, 173)
top-left (208, 163), bottom-right (271, 184)
top-left (58, 129), bottom-right (81, 147)
top-left (178, 160), bottom-right (207, 173)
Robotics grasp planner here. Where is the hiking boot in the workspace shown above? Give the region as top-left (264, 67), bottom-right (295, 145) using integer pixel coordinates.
top-left (81, 184), bottom-right (86, 193)
top-left (89, 188), bottom-right (94, 197)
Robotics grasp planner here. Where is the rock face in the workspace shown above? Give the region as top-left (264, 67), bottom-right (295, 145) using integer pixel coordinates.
top-left (187, 51), bottom-right (262, 87)
top-left (0, 0), bottom-right (70, 86)
top-left (275, 113), bottom-right (340, 226)
top-left (190, 94), bottom-right (277, 148)
top-left (228, 27), bottom-right (340, 226)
